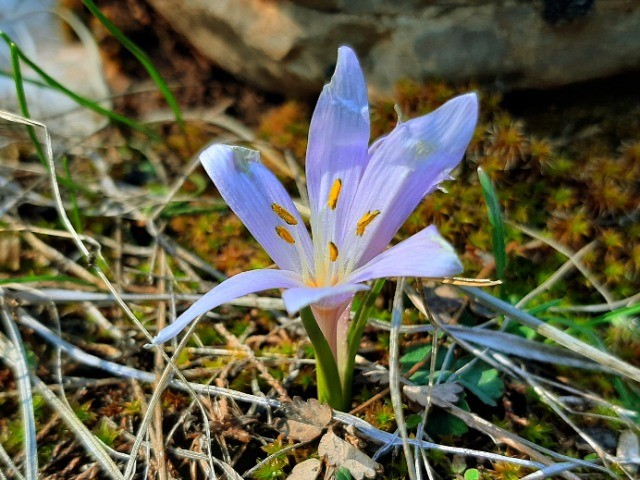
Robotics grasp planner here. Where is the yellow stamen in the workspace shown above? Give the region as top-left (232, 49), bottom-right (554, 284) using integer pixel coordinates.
top-left (327, 178), bottom-right (342, 210)
top-left (328, 241), bottom-right (339, 262)
top-left (275, 225), bottom-right (295, 244)
top-left (356, 210), bottom-right (381, 236)
top-left (271, 203), bottom-right (298, 225)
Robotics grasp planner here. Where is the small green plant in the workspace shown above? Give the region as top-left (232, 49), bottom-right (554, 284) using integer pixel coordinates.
top-left (464, 468), bottom-right (480, 480)
top-left (335, 467), bottom-right (353, 480)
top-left (254, 439), bottom-right (290, 480)
top-left (520, 417), bottom-right (555, 448)
top-left (93, 419), bottom-right (120, 447)
top-left (364, 400), bottom-right (396, 430)
top-left (72, 401), bottom-right (97, 424)
top-left (0, 419), bottom-right (24, 455)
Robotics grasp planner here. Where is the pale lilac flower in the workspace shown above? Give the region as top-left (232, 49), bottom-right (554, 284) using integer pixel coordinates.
top-left (152, 47), bottom-right (478, 361)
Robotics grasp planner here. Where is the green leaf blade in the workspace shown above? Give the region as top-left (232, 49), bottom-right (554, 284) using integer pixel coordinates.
top-left (478, 167), bottom-right (507, 281)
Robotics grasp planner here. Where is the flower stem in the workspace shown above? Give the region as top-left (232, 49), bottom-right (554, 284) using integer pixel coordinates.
top-left (299, 307), bottom-right (346, 410)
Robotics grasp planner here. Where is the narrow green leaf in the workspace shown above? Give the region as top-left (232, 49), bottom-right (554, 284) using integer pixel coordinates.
top-left (612, 378), bottom-right (640, 416)
top-left (82, 0), bottom-right (184, 127)
top-left (343, 279), bottom-right (385, 401)
top-left (600, 302), bottom-right (640, 323)
top-left (525, 299), bottom-right (562, 315)
top-left (7, 40), bottom-right (47, 167)
top-left (0, 69), bottom-right (50, 88)
top-left (478, 167), bottom-right (506, 280)
top-left (348, 279), bottom-right (385, 355)
top-left (63, 156), bottom-right (82, 233)
top-left (158, 203), bottom-right (228, 218)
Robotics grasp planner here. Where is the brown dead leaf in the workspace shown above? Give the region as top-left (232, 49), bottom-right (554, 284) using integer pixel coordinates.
top-left (403, 382), bottom-right (464, 407)
top-left (275, 397), bottom-right (332, 442)
top-left (318, 431), bottom-right (380, 480)
top-left (286, 458), bottom-right (322, 480)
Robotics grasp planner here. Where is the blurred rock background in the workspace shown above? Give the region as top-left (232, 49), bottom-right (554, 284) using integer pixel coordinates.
top-left (3, 0), bottom-right (639, 118)
top-left (143, 0), bottom-right (640, 96)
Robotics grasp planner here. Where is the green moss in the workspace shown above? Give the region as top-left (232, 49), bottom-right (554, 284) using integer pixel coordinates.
top-left (262, 339), bottom-right (296, 357)
top-left (0, 419), bottom-right (24, 455)
top-left (364, 400), bottom-right (396, 431)
top-left (72, 400), bottom-right (97, 424)
top-left (254, 438), bottom-right (290, 480)
top-left (93, 418), bottom-right (120, 447)
top-left (519, 417), bottom-right (555, 448)
top-left (170, 211), bottom-right (271, 276)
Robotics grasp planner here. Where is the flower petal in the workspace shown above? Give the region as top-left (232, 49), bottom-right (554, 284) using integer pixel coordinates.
top-left (305, 46), bottom-right (371, 275)
top-left (152, 269), bottom-right (304, 344)
top-left (200, 144), bottom-right (313, 274)
top-left (347, 225), bottom-right (462, 283)
top-left (341, 93), bottom-right (478, 269)
top-left (282, 283), bottom-right (368, 315)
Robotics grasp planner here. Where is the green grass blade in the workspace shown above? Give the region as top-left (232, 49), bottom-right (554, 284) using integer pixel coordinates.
top-left (343, 279), bottom-right (385, 401)
top-left (348, 279), bottom-right (385, 355)
top-left (0, 69), bottom-right (50, 88)
top-left (158, 203), bottom-right (229, 218)
top-left (62, 155), bottom-right (83, 233)
top-left (55, 174), bottom-right (99, 198)
top-left (478, 167), bottom-right (507, 280)
top-left (525, 299), bottom-right (562, 315)
top-left (7, 40), bottom-right (47, 167)
top-left (81, 0), bottom-right (184, 127)
top-left (599, 302), bottom-right (640, 322)
top-left (0, 30), bottom-right (156, 137)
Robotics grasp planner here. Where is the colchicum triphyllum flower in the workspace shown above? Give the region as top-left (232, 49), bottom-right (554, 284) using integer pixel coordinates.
top-left (152, 46), bottom-right (478, 409)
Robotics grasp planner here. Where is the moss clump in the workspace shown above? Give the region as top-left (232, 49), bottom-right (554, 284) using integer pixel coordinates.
top-left (170, 211), bottom-right (271, 276)
top-left (258, 101), bottom-right (310, 160)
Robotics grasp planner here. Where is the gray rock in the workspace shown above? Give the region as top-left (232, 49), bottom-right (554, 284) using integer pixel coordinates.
top-left (147, 0), bottom-right (640, 96)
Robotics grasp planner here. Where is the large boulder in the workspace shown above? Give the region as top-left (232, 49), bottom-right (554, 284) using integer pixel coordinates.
top-left (147, 0), bottom-right (640, 96)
